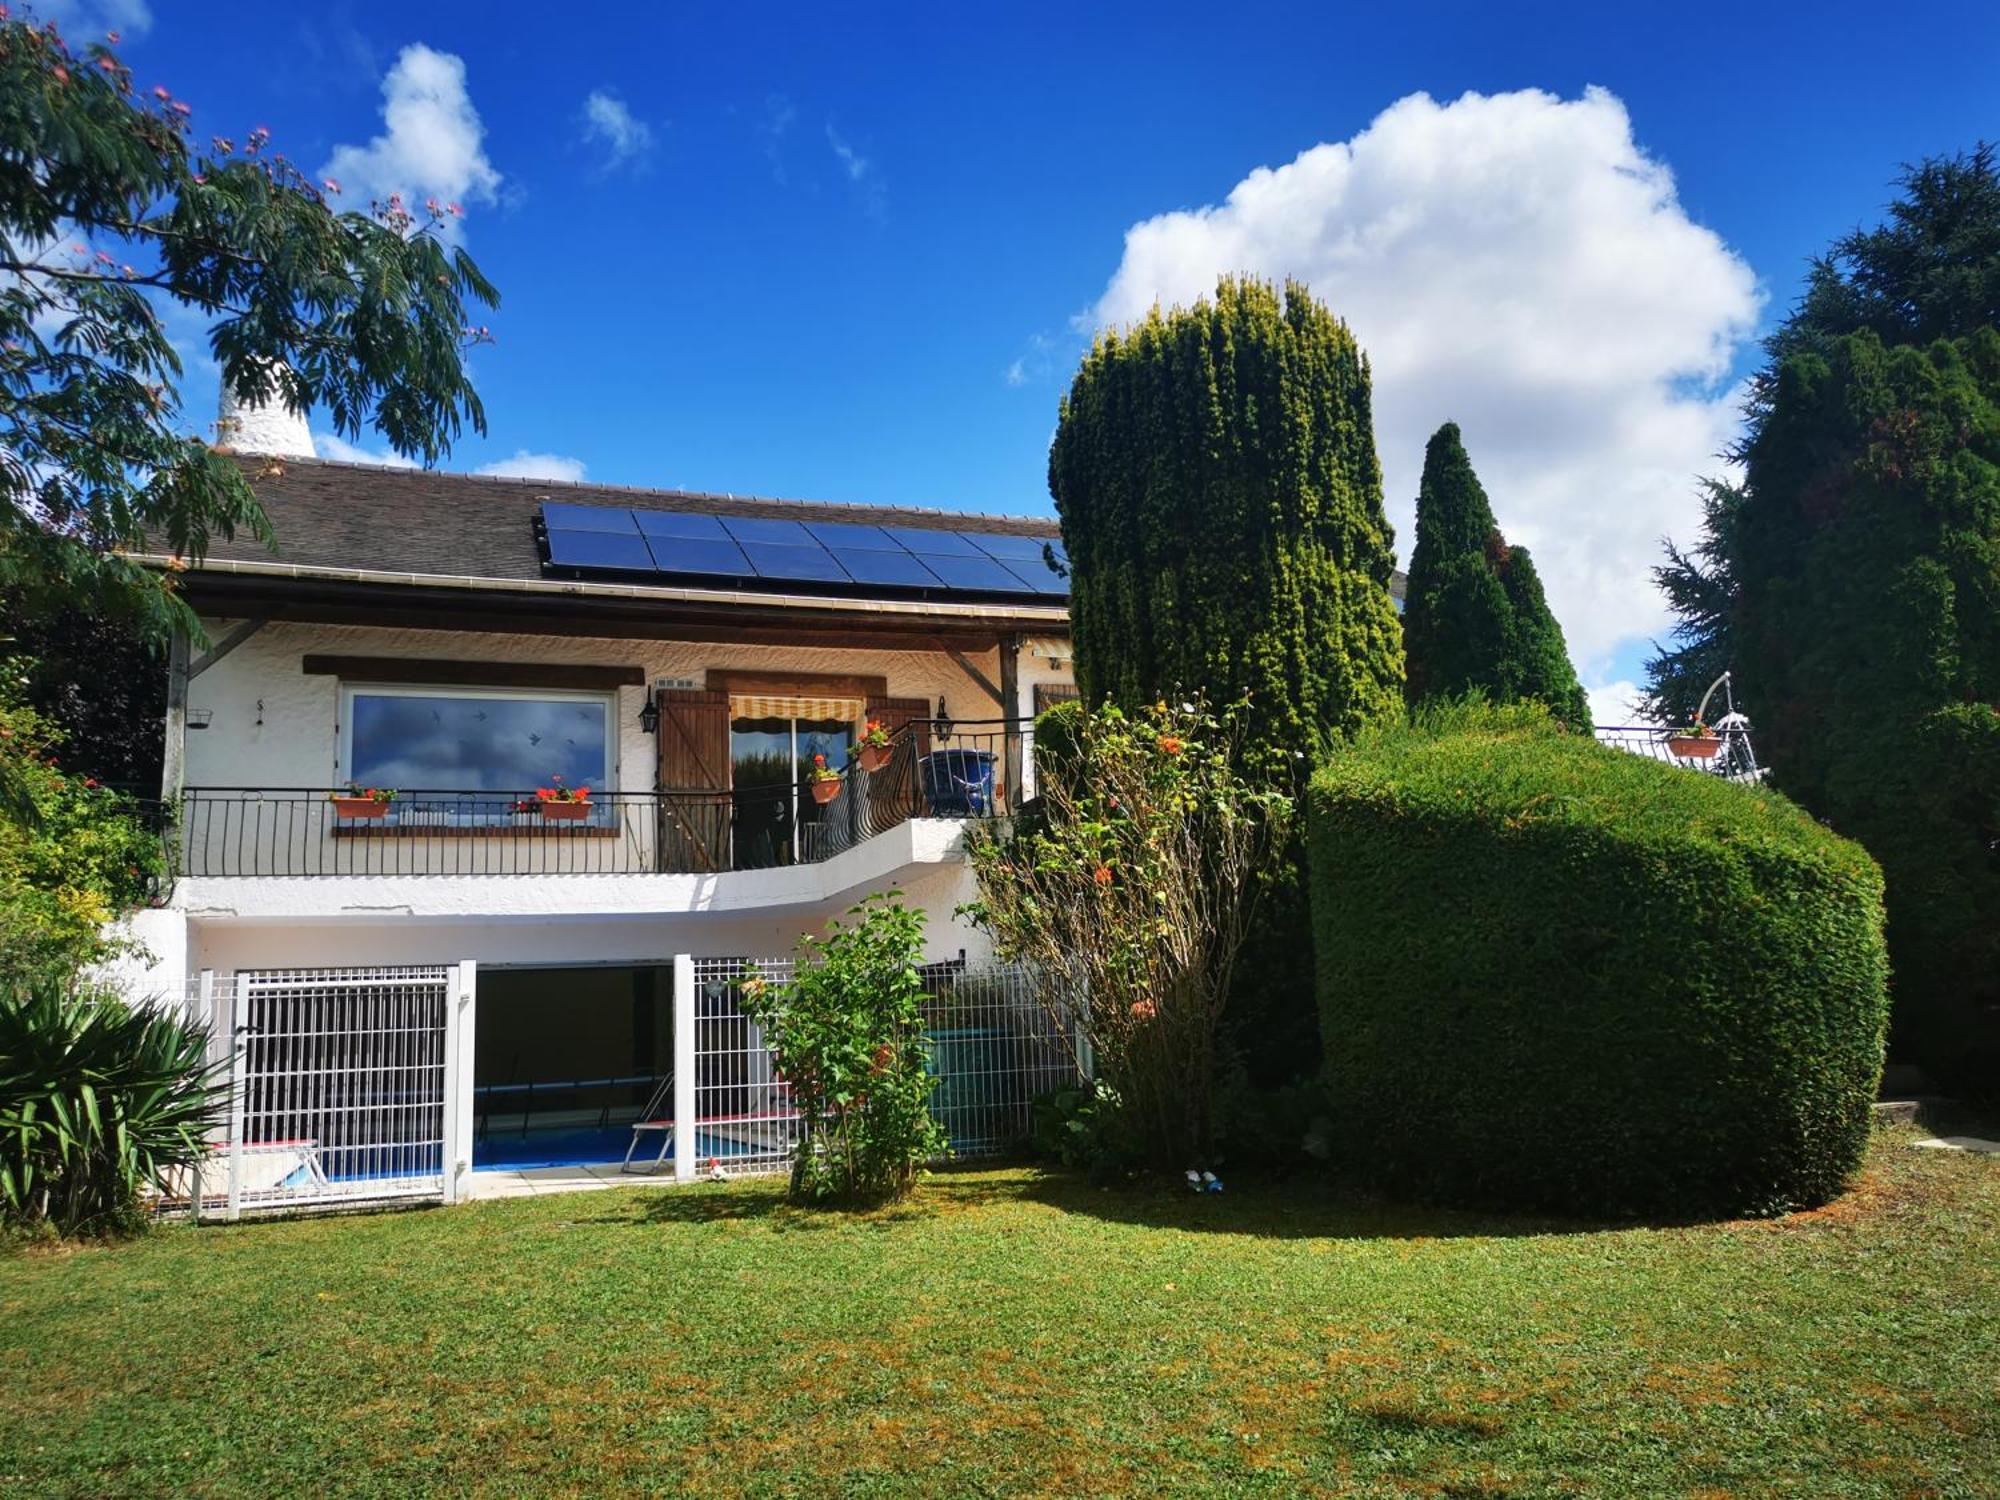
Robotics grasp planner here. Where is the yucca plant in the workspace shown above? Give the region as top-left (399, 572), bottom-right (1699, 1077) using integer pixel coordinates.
top-left (0, 979), bottom-right (226, 1238)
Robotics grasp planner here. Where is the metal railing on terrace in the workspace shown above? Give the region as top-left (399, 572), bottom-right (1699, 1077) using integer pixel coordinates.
top-left (177, 719), bottom-right (1028, 878)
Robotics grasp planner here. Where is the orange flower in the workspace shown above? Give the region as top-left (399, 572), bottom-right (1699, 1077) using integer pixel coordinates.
top-left (1156, 735), bottom-right (1184, 755)
top-left (1093, 864), bottom-right (1114, 887)
top-left (1130, 999), bottom-right (1156, 1020)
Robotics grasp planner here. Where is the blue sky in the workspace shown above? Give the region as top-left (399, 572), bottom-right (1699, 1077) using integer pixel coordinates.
top-left (63, 0), bottom-right (2000, 709)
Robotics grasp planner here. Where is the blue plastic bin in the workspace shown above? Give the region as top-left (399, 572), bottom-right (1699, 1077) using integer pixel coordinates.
top-left (919, 749), bottom-right (996, 815)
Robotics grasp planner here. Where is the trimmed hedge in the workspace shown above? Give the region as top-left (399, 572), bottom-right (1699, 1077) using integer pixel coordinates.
top-left (1308, 703), bottom-right (1890, 1219)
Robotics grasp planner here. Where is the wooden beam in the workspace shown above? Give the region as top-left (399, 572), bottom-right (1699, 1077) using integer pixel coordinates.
top-left (161, 629), bottom-right (189, 803)
top-left (707, 669), bottom-right (889, 700)
top-left (999, 634), bottom-right (1023, 805)
top-left (177, 574), bottom-right (1062, 648)
top-left (187, 618), bottom-right (268, 680)
top-left (301, 656), bottom-right (646, 690)
top-left (944, 647), bottom-right (1006, 708)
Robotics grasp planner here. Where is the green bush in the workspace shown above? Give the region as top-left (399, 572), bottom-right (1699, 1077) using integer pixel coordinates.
top-left (1308, 702), bottom-right (1890, 1219)
top-left (738, 894), bottom-right (947, 1205)
top-left (0, 977), bottom-right (224, 1238)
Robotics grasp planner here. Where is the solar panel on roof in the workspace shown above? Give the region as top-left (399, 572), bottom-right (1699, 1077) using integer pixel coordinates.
top-left (962, 530), bottom-right (1057, 563)
top-left (882, 526), bottom-right (982, 556)
top-left (829, 548), bottom-right (944, 588)
top-left (912, 553), bottom-right (1032, 592)
top-left (542, 502), bottom-right (639, 534)
top-left (644, 534), bottom-right (755, 578)
top-left (543, 528), bottom-right (657, 572)
top-left (634, 510), bottom-right (731, 542)
top-left (1000, 553), bottom-right (1069, 592)
top-left (741, 541), bottom-right (852, 583)
top-left (805, 521), bottom-right (902, 551)
top-left (721, 516), bottom-right (815, 547)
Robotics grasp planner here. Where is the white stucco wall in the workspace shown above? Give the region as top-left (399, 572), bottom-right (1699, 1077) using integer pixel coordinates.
top-left (181, 617), bottom-right (1057, 794)
top-left (183, 860), bottom-right (985, 975)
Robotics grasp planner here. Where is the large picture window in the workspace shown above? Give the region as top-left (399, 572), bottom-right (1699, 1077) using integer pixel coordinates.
top-left (341, 686), bottom-right (614, 804)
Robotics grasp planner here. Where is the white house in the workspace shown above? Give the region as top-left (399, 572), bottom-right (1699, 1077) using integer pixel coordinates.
top-left (121, 408), bottom-right (1091, 1208)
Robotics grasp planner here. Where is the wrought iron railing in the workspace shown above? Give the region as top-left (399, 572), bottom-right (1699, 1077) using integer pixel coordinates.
top-left (177, 719), bottom-right (1028, 878)
top-left (1593, 722), bottom-right (1761, 781)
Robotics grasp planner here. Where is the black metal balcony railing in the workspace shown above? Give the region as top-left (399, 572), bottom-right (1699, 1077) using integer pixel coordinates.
top-left (177, 720), bottom-right (1026, 878)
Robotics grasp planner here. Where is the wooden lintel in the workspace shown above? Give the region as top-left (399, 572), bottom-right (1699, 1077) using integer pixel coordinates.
top-left (707, 669), bottom-right (890, 700)
top-left (302, 656), bottom-right (646, 690)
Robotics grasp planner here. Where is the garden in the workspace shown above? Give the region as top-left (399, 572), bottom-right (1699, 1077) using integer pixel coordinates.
top-left (2, 22), bottom-right (1998, 1493)
top-left (1, 1128), bottom-right (1994, 1495)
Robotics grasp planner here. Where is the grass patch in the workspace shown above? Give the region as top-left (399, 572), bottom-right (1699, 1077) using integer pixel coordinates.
top-left (1, 1127), bottom-right (1994, 1495)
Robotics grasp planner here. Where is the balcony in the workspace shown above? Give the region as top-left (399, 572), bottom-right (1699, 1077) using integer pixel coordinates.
top-left (176, 721), bottom-right (1027, 879)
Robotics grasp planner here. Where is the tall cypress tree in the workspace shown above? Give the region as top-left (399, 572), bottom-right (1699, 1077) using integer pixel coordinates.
top-left (1049, 277), bottom-right (1405, 1083)
top-left (1402, 423), bottom-right (1591, 728)
top-left (1050, 278), bottom-right (1405, 763)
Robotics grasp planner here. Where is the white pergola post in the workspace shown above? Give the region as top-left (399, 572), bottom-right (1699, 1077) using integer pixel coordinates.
top-left (442, 960), bottom-right (478, 1203)
top-left (672, 954), bottom-right (696, 1184)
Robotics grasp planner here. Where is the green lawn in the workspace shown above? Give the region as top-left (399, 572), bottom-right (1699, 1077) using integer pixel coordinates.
top-left (2, 1127), bottom-right (1995, 1497)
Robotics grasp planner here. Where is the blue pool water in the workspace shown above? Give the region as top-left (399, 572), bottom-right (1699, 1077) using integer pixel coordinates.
top-left (472, 1125), bottom-right (776, 1171)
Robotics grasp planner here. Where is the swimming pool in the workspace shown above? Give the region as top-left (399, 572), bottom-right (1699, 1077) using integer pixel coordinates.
top-left (472, 1125), bottom-right (783, 1171)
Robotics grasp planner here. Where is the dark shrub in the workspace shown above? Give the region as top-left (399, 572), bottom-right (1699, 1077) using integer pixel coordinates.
top-left (1308, 702), bottom-right (1889, 1219)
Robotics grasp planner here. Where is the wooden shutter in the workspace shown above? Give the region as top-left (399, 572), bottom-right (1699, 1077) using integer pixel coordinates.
top-left (865, 695), bottom-right (932, 826)
top-left (656, 689), bottom-right (730, 872)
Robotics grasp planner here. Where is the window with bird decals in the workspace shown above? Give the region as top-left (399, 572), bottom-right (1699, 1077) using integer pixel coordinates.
top-left (339, 686), bottom-right (613, 812)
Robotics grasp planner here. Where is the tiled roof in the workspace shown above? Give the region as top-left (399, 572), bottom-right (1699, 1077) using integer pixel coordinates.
top-left (194, 456), bottom-right (1061, 584)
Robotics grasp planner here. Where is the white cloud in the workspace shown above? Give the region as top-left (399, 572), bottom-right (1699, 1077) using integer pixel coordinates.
top-left (312, 431), bottom-right (417, 468)
top-left (320, 44), bottom-right (501, 234)
top-left (35, 0), bottom-right (150, 37)
top-left (580, 89), bottom-right (653, 171)
top-left (1090, 87), bottom-right (1761, 671)
top-left (477, 451), bottom-right (588, 482)
top-left (1587, 679), bottom-right (1651, 727)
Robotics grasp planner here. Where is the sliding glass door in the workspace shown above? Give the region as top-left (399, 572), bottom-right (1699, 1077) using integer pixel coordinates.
top-left (729, 714), bottom-right (852, 868)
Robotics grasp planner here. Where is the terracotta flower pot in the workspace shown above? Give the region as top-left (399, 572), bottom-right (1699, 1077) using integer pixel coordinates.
top-left (330, 797), bottom-right (389, 819)
top-left (811, 778), bottom-right (842, 805)
top-left (539, 800), bottom-right (592, 821)
top-left (1667, 735), bottom-right (1721, 759)
top-left (857, 743), bottom-right (891, 774)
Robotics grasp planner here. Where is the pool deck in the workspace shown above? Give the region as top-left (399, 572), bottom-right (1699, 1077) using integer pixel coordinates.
top-left (467, 1163), bottom-right (667, 1200)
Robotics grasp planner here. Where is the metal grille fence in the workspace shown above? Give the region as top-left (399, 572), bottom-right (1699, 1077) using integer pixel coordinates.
top-left (166, 967), bottom-right (458, 1218)
top-left (686, 958), bottom-right (1084, 1177)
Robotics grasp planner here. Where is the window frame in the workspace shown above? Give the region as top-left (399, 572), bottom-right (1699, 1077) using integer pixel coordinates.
top-left (336, 681), bottom-right (621, 797)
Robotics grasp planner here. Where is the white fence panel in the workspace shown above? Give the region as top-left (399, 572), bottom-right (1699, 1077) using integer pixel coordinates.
top-left (165, 967), bottom-right (458, 1218)
top-left (681, 957), bottom-right (1083, 1178)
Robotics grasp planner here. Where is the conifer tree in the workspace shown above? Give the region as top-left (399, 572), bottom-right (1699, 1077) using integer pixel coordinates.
top-left (1049, 277), bottom-right (1404, 1082)
top-left (1402, 423), bottom-right (1590, 728)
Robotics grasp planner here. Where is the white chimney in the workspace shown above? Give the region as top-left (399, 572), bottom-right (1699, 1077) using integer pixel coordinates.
top-left (217, 371), bottom-right (315, 459)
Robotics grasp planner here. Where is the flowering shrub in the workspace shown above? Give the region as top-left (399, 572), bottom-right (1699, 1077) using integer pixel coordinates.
top-left (737, 894), bottom-right (946, 1204)
top-left (806, 753), bottom-right (841, 784)
top-left (963, 698), bottom-right (1291, 1168)
top-left (533, 777), bottom-right (590, 804)
top-left (854, 719), bottom-right (891, 750)
top-left (0, 680), bottom-right (166, 986)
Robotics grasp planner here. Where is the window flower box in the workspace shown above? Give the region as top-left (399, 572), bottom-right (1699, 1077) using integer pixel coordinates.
top-left (330, 787), bottom-right (395, 819)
